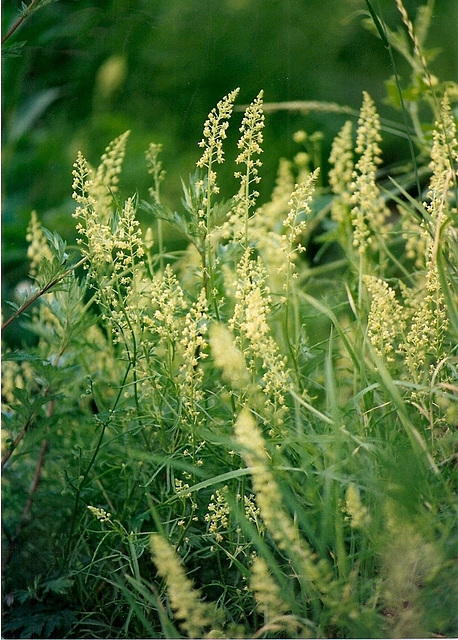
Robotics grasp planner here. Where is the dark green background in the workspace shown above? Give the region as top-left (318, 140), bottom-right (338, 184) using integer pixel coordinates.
top-left (2, 0), bottom-right (457, 292)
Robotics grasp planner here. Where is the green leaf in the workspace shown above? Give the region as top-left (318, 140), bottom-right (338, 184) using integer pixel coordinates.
top-left (364, 0), bottom-right (389, 48)
top-left (1, 350), bottom-right (48, 363)
top-left (178, 467), bottom-right (253, 496)
top-left (437, 249), bottom-right (458, 338)
top-left (42, 576), bottom-right (74, 595)
top-left (41, 228), bottom-right (69, 264)
top-left (1, 41), bottom-right (27, 58)
top-left (7, 88), bottom-right (60, 143)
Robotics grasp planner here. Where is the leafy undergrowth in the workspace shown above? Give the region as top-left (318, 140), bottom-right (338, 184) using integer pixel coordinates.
top-left (2, 3), bottom-right (458, 638)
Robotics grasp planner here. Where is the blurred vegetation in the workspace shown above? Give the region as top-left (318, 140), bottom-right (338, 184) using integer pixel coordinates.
top-left (2, 0), bottom-right (457, 303)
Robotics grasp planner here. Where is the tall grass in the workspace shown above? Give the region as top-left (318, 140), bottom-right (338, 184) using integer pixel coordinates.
top-left (2, 1), bottom-right (457, 638)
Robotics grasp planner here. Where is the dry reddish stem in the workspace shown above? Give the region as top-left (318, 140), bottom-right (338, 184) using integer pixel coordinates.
top-left (2, 438), bottom-right (48, 570)
top-left (2, 400), bottom-right (54, 571)
top-left (2, 0), bottom-right (41, 45)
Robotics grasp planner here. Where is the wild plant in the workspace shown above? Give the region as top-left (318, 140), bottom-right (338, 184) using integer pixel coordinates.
top-left (2, 1), bottom-right (457, 638)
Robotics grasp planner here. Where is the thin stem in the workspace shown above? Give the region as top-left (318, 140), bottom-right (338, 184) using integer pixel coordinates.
top-left (1, 256), bottom-right (88, 332)
top-left (157, 218), bottom-right (164, 272)
top-left (1, 0), bottom-right (41, 45)
top-left (63, 362), bottom-right (132, 565)
top-left (1, 417), bottom-right (34, 470)
top-left (1, 378), bottom-right (61, 470)
top-left (365, 0), bottom-right (421, 197)
top-left (2, 394), bottom-right (56, 570)
top-left (244, 164), bottom-right (251, 250)
top-left (2, 438), bottom-right (49, 570)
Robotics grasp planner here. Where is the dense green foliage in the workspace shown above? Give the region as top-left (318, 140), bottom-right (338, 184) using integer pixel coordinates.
top-left (2, 1), bottom-right (458, 638)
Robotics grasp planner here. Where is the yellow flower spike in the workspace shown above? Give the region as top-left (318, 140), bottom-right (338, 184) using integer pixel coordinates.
top-left (350, 92), bottom-right (391, 255)
top-left (150, 534), bottom-right (223, 639)
top-left (209, 322), bottom-right (250, 390)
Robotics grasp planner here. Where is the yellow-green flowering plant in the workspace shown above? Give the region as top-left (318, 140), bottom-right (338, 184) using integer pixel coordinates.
top-left (2, 1), bottom-right (457, 638)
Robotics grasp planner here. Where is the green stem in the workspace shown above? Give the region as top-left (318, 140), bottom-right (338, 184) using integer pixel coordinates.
top-left (127, 534), bottom-right (141, 582)
top-left (364, 0), bottom-right (421, 197)
top-left (64, 362), bottom-right (132, 565)
top-left (204, 159), bottom-right (222, 321)
top-left (157, 218), bottom-right (164, 272)
top-left (244, 164), bottom-right (251, 250)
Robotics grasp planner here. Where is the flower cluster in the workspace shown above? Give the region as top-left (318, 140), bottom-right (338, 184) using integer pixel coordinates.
top-left (234, 408), bottom-right (330, 593)
top-left (197, 88), bottom-right (239, 181)
top-left (397, 94), bottom-right (455, 385)
top-left (344, 483), bottom-right (370, 530)
top-left (426, 92), bottom-right (458, 242)
top-left (235, 90), bottom-right (264, 176)
top-left (209, 322), bottom-right (250, 390)
top-left (90, 202), bottom-right (145, 346)
top-left (1, 358), bottom-right (34, 408)
top-left (150, 534), bottom-right (222, 638)
top-left (26, 211), bottom-right (54, 277)
top-left (250, 555), bottom-right (290, 623)
top-left (146, 265), bottom-right (188, 349)
top-left (72, 152), bottom-right (112, 268)
top-left (72, 132), bottom-right (131, 271)
top-left (350, 92), bottom-right (391, 255)
top-left (364, 275), bottom-right (405, 364)
top-left (224, 91), bottom-right (265, 243)
top-left (399, 247), bottom-right (448, 383)
top-left (250, 158), bottom-right (296, 291)
top-left (90, 130), bottom-right (130, 220)
top-left (205, 487), bottom-right (231, 543)
top-left (280, 168), bottom-right (319, 284)
top-left (229, 249), bottom-right (289, 425)
top-left (243, 493), bottom-right (263, 531)
top-left (329, 120), bottom-right (354, 226)
top-left (178, 288), bottom-right (209, 420)
top-left (112, 197), bottom-right (145, 282)
top-left (194, 88), bottom-right (240, 238)
top-left (87, 506), bottom-right (112, 523)
top-left (257, 157), bottom-right (295, 232)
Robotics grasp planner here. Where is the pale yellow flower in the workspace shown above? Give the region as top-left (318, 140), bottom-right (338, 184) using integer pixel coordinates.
top-left (205, 487), bottom-right (231, 542)
top-left (281, 168), bottom-right (319, 280)
top-left (178, 288), bottom-right (209, 419)
top-left (344, 483), bottom-right (370, 529)
top-left (350, 92), bottom-right (391, 254)
top-left (90, 130), bottom-right (130, 220)
top-left (426, 91), bottom-right (458, 248)
top-left (224, 91), bottom-right (265, 243)
top-left (400, 246), bottom-right (448, 383)
top-left (94, 55), bottom-right (127, 102)
top-left (250, 555), bottom-right (289, 621)
top-left (364, 275), bottom-right (405, 364)
top-left (234, 408), bottom-right (331, 593)
top-left (209, 322), bottom-right (250, 389)
top-left (197, 88), bottom-right (239, 172)
top-left (150, 534), bottom-right (222, 638)
top-left (329, 120), bottom-right (354, 226)
top-left (229, 249), bottom-right (289, 423)
top-left (26, 211), bottom-right (54, 277)
top-left (87, 505), bottom-right (112, 523)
